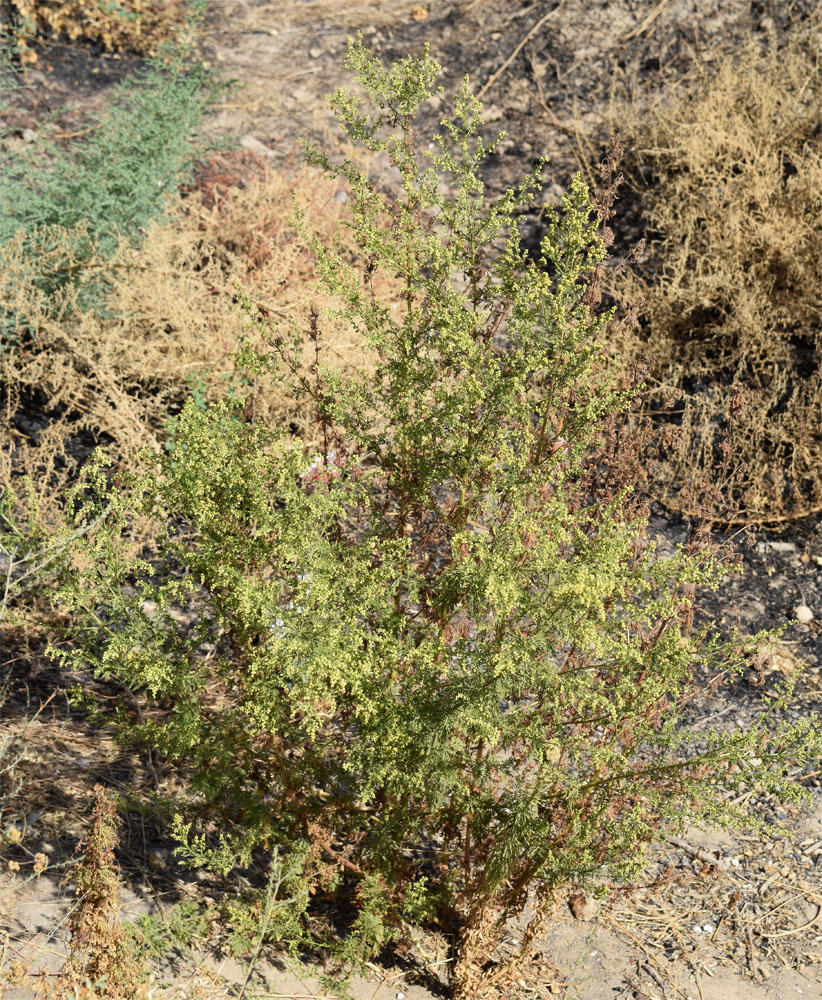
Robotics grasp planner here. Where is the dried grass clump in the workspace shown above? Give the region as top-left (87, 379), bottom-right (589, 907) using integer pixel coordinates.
top-left (5, 0), bottom-right (190, 64)
top-left (2, 154), bottom-right (388, 541)
top-left (609, 23), bottom-right (822, 523)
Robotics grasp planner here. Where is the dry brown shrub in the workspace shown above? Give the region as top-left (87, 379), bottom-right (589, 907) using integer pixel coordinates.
top-left (0, 785), bottom-right (145, 999)
top-left (59, 785), bottom-right (146, 997)
top-left (1, 153), bottom-right (390, 541)
top-left (607, 21), bottom-right (822, 523)
top-left (5, 0), bottom-right (190, 63)
top-left (0, 785), bottom-right (231, 999)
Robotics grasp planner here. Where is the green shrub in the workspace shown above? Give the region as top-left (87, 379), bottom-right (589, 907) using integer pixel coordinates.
top-left (0, 478), bottom-right (85, 626)
top-left (129, 898), bottom-right (213, 962)
top-left (0, 58), bottom-right (223, 341)
top-left (57, 38), bottom-right (822, 999)
top-left (0, 62), bottom-right (215, 248)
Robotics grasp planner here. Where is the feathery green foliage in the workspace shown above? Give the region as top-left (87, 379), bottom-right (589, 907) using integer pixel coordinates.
top-left (0, 58), bottom-right (223, 342)
top-left (56, 37), bottom-right (822, 999)
top-left (0, 63), bottom-right (214, 249)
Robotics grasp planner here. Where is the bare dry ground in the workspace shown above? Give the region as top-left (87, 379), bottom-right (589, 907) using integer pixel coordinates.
top-left (2, 2), bottom-right (822, 998)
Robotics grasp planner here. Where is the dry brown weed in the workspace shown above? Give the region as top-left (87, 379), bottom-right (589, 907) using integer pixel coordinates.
top-left (0, 785), bottom-right (233, 1000)
top-left (5, 0), bottom-right (190, 64)
top-left (1, 785), bottom-right (147, 999)
top-left (2, 153), bottom-right (393, 548)
top-left (607, 20), bottom-right (822, 524)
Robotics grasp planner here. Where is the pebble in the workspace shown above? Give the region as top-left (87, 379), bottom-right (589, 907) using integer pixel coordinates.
top-left (309, 46), bottom-right (323, 59)
top-left (756, 541), bottom-right (796, 553)
top-left (543, 181), bottom-right (565, 207)
top-left (568, 890), bottom-right (598, 921)
top-left (239, 134), bottom-right (275, 159)
top-left (794, 604), bottom-right (814, 623)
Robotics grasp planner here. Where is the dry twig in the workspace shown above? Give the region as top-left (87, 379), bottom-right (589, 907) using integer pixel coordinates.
top-left (477, 1), bottom-right (565, 99)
